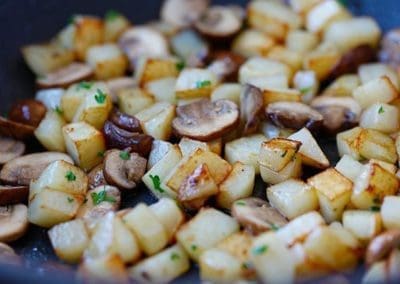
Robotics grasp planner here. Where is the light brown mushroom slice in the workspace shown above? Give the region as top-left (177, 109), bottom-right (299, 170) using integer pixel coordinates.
top-left (231, 197), bottom-right (287, 235)
top-left (161, 0), bottom-right (209, 28)
top-left (0, 136), bottom-right (25, 165)
top-left (366, 229), bottom-right (400, 267)
top-left (103, 150), bottom-right (147, 190)
top-left (0, 185), bottom-right (29, 206)
top-left (36, 63), bottom-right (93, 89)
top-left (266, 101), bottom-right (324, 132)
top-left (172, 99), bottom-right (239, 141)
top-left (0, 116), bottom-right (35, 140)
top-left (240, 84), bottom-right (264, 136)
top-left (87, 163), bottom-right (108, 190)
top-left (0, 204), bottom-right (29, 242)
top-left (0, 152), bottom-right (73, 186)
top-left (0, 242), bottom-right (22, 265)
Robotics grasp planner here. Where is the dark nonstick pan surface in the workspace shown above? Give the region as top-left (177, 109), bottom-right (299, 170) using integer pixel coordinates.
top-left (0, 0), bottom-right (399, 283)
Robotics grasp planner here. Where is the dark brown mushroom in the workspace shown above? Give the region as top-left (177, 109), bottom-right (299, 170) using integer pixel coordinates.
top-left (172, 99), bottom-right (239, 141)
top-left (366, 229), bottom-right (400, 267)
top-left (240, 84), bottom-right (264, 136)
top-left (0, 137), bottom-right (25, 165)
top-left (103, 150), bottom-right (147, 190)
top-left (311, 96), bottom-right (361, 135)
top-left (103, 121), bottom-right (153, 157)
top-left (379, 28), bottom-right (400, 69)
top-left (0, 242), bottom-right (22, 265)
top-left (36, 63), bottom-right (93, 89)
top-left (231, 197), bottom-right (287, 235)
top-left (207, 51), bottom-right (245, 82)
top-left (0, 117), bottom-right (35, 140)
top-left (161, 0), bottom-right (209, 28)
top-left (87, 164), bottom-right (108, 190)
top-left (266, 101), bottom-right (324, 132)
top-left (0, 186), bottom-right (29, 206)
top-left (109, 109), bottom-right (142, 133)
top-left (8, 99), bottom-right (46, 127)
top-left (0, 204), bottom-right (29, 242)
top-left (0, 152), bottom-right (73, 186)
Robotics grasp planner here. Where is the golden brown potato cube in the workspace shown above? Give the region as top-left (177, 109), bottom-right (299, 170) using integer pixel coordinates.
top-left (216, 231), bottom-right (253, 269)
top-left (336, 126), bottom-right (363, 159)
top-left (86, 43), bottom-right (128, 80)
top-left (259, 138), bottom-right (302, 172)
top-left (334, 154), bottom-right (363, 182)
top-left (289, 0), bottom-right (323, 14)
top-left (260, 154), bottom-right (302, 185)
top-left (175, 68), bottom-right (218, 99)
top-left (262, 88), bottom-right (302, 105)
top-left (342, 210), bottom-right (382, 242)
top-left (210, 83), bottom-right (241, 105)
top-left (286, 30), bottom-right (319, 55)
top-left (178, 137), bottom-right (209, 157)
top-left (358, 63), bottom-right (399, 90)
top-left (117, 87), bottom-right (155, 116)
top-left (304, 42), bottom-right (341, 80)
top-left (232, 29), bottom-right (276, 58)
top-left (360, 103), bottom-right (399, 133)
top-left (63, 122), bottom-right (106, 171)
top-left (103, 11), bottom-right (131, 42)
top-left (381, 196), bottom-right (400, 229)
top-left (145, 77), bottom-right (177, 104)
top-left (323, 74), bottom-right (360, 97)
top-left (34, 110), bottom-right (67, 152)
top-left (239, 57), bottom-right (291, 85)
top-left (267, 46), bottom-right (303, 73)
top-left (308, 168), bottom-right (352, 223)
top-left (135, 57), bottom-right (179, 87)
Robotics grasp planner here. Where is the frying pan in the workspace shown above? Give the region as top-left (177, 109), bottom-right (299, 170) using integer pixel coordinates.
top-left (0, 0), bottom-right (399, 283)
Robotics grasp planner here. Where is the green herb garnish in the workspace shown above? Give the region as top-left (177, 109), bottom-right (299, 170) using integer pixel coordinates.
top-left (149, 175), bottom-right (165, 193)
top-left (76, 81), bottom-right (93, 90)
top-left (281, 150), bottom-right (288, 158)
top-left (65, 171), bottom-right (76, 182)
top-left (97, 151), bottom-right (105, 158)
top-left (67, 197), bottom-right (74, 203)
top-left (191, 244), bottom-right (198, 251)
top-left (68, 15), bottom-right (76, 25)
top-left (378, 106), bottom-right (385, 114)
top-left (105, 10), bottom-right (121, 21)
top-left (271, 224), bottom-right (280, 231)
top-left (235, 201), bottom-right (246, 206)
top-left (94, 89), bottom-right (107, 104)
top-left (252, 245), bottom-right (268, 255)
top-left (336, 0), bottom-right (347, 7)
top-left (195, 80), bottom-right (211, 89)
top-left (55, 106), bottom-right (64, 115)
top-left (370, 206), bottom-right (380, 212)
top-left (176, 61), bottom-right (185, 72)
top-left (91, 189), bottom-right (116, 205)
top-left (170, 253), bottom-right (180, 261)
top-left (299, 86), bottom-right (312, 94)
top-left (119, 151), bottom-right (131, 160)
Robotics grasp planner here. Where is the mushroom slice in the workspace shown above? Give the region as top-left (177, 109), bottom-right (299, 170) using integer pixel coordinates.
top-left (8, 99), bottom-right (47, 127)
top-left (36, 63), bottom-right (93, 89)
top-left (109, 109), bottom-right (142, 133)
top-left (0, 136), bottom-right (25, 165)
top-left (87, 164), bottom-right (108, 190)
top-left (0, 185), bottom-right (29, 206)
top-left (0, 204), bottom-right (29, 242)
top-left (366, 229), bottom-right (400, 267)
top-left (231, 197), bottom-right (287, 235)
top-left (379, 28), bottom-right (400, 69)
top-left (195, 6), bottom-right (242, 42)
top-left (0, 242), bottom-right (21, 265)
top-left (172, 99), bottom-right (239, 141)
top-left (103, 150), bottom-right (147, 190)
top-left (161, 0), bottom-right (209, 28)
top-left (0, 117), bottom-right (35, 140)
top-left (207, 51), bottom-right (245, 82)
top-left (266, 101), bottom-right (324, 132)
top-left (311, 96), bottom-right (361, 135)
top-left (240, 84), bottom-right (264, 136)
top-left (0, 152), bottom-right (73, 186)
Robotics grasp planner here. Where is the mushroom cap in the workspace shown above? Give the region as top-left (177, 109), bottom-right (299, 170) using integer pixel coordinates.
top-left (366, 229), bottom-right (400, 267)
top-left (240, 84), bottom-right (264, 135)
top-left (379, 28), bottom-right (400, 69)
top-left (172, 99), bottom-right (239, 141)
top-left (0, 185), bottom-right (29, 206)
top-left (161, 0), bottom-right (209, 28)
top-left (109, 109), bottom-right (142, 133)
top-left (207, 51), bottom-right (245, 82)
top-left (0, 204), bottom-right (29, 242)
top-left (0, 136), bottom-right (25, 165)
top-left (0, 116), bottom-right (35, 140)
top-left (8, 99), bottom-right (46, 127)
top-left (87, 163), bottom-right (108, 190)
top-left (0, 242), bottom-right (21, 265)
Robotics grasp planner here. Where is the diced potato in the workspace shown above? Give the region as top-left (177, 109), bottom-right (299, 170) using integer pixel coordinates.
top-left (216, 232), bottom-right (253, 268)
top-left (21, 43), bottom-right (75, 76)
top-left (199, 248), bottom-right (242, 282)
top-left (175, 68), bottom-right (218, 99)
top-left (166, 148), bottom-right (232, 192)
top-left (117, 87), bottom-right (155, 116)
top-left (289, 128), bottom-right (330, 169)
top-left (357, 129), bottom-right (397, 164)
top-left (149, 198), bottom-right (185, 242)
top-left (352, 76), bottom-right (398, 109)
top-left (342, 210), bottom-right (382, 242)
top-left (128, 244), bottom-right (190, 283)
top-left (86, 43), bottom-right (127, 80)
top-left (135, 102), bottom-right (175, 140)
top-left (308, 168), bottom-right (352, 223)
top-left (250, 232), bottom-right (296, 284)
top-left (323, 74), bottom-right (361, 97)
top-left (304, 41), bottom-right (341, 80)
top-left (267, 179), bottom-right (318, 220)
top-left (381, 196), bottom-right (400, 229)
top-left (247, 74), bottom-right (289, 90)
top-left (335, 154), bottom-right (363, 182)
top-left (289, 0), bottom-right (322, 14)
top-left (176, 208), bottom-right (239, 261)
top-left (360, 103), bottom-right (399, 133)
top-left (48, 219), bottom-right (90, 263)
top-left (35, 110), bottom-right (66, 152)
top-left (211, 83), bottom-right (241, 105)
top-left (72, 88), bottom-right (113, 129)
top-left (260, 154), bottom-right (302, 185)
top-left (239, 57), bottom-right (291, 84)
top-left (259, 138), bottom-right (302, 172)
top-left (63, 122), bottom-right (106, 171)
top-left (267, 46), bottom-right (303, 73)
top-left (135, 57), bottom-right (179, 87)
top-left (351, 163), bottom-right (399, 210)
top-left (336, 126), bottom-right (363, 159)
top-left (207, 138), bottom-right (223, 156)
top-left (122, 204), bottom-right (168, 256)
top-left (147, 140), bottom-right (173, 170)
top-left (358, 63), bottom-right (399, 90)
top-left (113, 217), bottom-right (142, 263)
top-left (324, 17), bottom-right (381, 53)
top-left (35, 88), bottom-right (64, 110)
top-left (248, 0), bottom-right (301, 41)
top-left (362, 261), bottom-right (386, 284)
top-left (104, 11), bottom-right (131, 42)
top-left (145, 77), bottom-right (177, 104)
top-left (216, 162), bottom-right (255, 209)
top-left (286, 30), bottom-right (319, 55)
top-left (178, 137), bottom-right (209, 157)
top-left (369, 159), bottom-right (397, 174)
top-left (263, 88), bottom-right (302, 105)
top-left (232, 29), bottom-right (276, 58)
top-left (293, 70), bottom-right (319, 103)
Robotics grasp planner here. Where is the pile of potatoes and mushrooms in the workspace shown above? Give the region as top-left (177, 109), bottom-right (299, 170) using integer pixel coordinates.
top-left (2, 0), bottom-right (400, 283)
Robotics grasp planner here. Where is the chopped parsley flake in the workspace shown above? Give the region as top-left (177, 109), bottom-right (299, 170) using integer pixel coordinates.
top-left (235, 201), bottom-right (246, 206)
top-left (55, 106), bottom-right (63, 115)
top-left (94, 89), bottom-right (107, 104)
top-left (195, 80), bottom-right (211, 89)
top-left (97, 151), bottom-right (105, 158)
top-left (170, 253), bottom-right (180, 261)
top-left (105, 10), bottom-right (121, 21)
top-left (299, 86), bottom-right (312, 94)
top-left (378, 106), bottom-right (385, 114)
top-left (68, 15), bottom-right (76, 25)
top-left (76, 81), bottom-right (93, 90)
top-left (91, 189), bottom-right (116, 205)
top-left (65, 171), bottom-right (76, 182)
top-left (370, 206), bottom-right (380, 212)
top-left (242, 262), bottom-right (251, 270)
top-left (191, 244), bottom-right (198, 251)
top-left (176, 61), bottom-right (185, 72)
top-left (336, 0), bottom-right (347, 7)
top-left (149, 175), bottom-right (165, 193)
top-left (281, 150), bottom-right (288, 158)
top-left (252, 245), bottom-right (268, 255)
top-left (119, 151), bottom-right (131, 160)
top-left (271, 224), bottom-right (280, 231)
top-left (67, 197), bottom-right (74, 203)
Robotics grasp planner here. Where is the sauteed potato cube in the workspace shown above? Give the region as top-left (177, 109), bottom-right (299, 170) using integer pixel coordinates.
top-left (232, 29), bottom-right (276, 58)
top-left (289, 0), bottom-right (323, 14)
top-left (293, 70), bottom-right (319, 103)
top-left (381, 196), bottom-right (400, 229)
top-left (362, 261), bottom-right (387, 284)
top-left (268, 46), bottom-right (303, 73)
top-left (34, 110), bottom-right (67, 152)
top-left (216, 232), bottom-right (253, 269)
top-left (336, 126), bottom-right (363, 159)
top-left (358, 63), bottom-right (399, 90)
top-left (175, 68), bottom-right (218, 99)
top-left (262, 88), bottom-right (302, 105)
top-left (335, 154), bottom-right (363, 182)
top-left (147, 140), bottom-right (173, 170)
top-left (103, 11), bottom-right (131, 42)
top-left (117, 87), bottom-right (155, 116)
top-left (286, 30), bottom-right (319, 54)
top-left (323, 74), bottom-right (360, 97)
top-left (239, 57), bottom-right (291, 85)
top-left (303, 42), bottom-right (341, 80)
top-left (178, 137), bottom-right (209, 157)
top-left (135, 57), bottom-right (179, 87)
top-left (260, 154), bottom-right (302, 185)
top-left (342, 210), bottom-right (382, 242)
top-left (247, 74), bottom-right (289, 91)
top-left (199, 248), bottom-right (242, 282)
top-left (357, 128), bottom-right (397, 164)
top-left (211, 83), bottom-right (241, 104)
top-left (79, 254), bottom-right (128, 284)
top-left (360, 103), bottom-right (399, 133)
top-left (259, 138), bottom-right (302, 172)
top-left (145, 77), bottom-right (177, 104)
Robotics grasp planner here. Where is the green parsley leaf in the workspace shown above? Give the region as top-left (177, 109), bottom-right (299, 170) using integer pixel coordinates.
top-left (94, 89), bottom-right (107, 104)
top-left (235, 201), bottom-right (246, 206)
top-left (271, 224), bottom-right (280, 231)
top-left (65, 171), bottom-right (76, 182)
top-left (191, 244), bottom-right (198, 251)
top-left (91, 189), bottom-right (116, 205)
top-left (336, 0), bottom-right (347, 7)
top-left (176, 61), bottom-right (185, 72)
top-left (67, 197), bottom-right (74, 203)
top-left (170, 253), bottom-right (180, 261)
top-left (149, 175), bottom-right (165, 193)
top-left (119, 151), bottom-right (131, 160)
top-left (97, 151), bottom-right (105, 158)
top-left (299, 86), bottom-right (312, 94)
top-left (242, 262), bottom-right (252, 270)
top-left (252, 245), bottom-right (268, 255)
top-left (281, 150), bottom-right (288, 158)
top-left (76, 81), bottom-right (93, 90)
top-left (68, 15), bottom-right (76, 25)
top-left (105, 10), bottom-right (121, 21)
top-left (378, 106), bottom-right (385, 114)
top-left (195, 80), bottom-right (212, 89)
top-left (370, 206), bottom-right (380, 212)
top-left (55, 106), bottom-right (64, 115)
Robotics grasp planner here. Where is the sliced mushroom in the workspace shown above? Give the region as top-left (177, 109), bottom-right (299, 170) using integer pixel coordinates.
top-left (109, 109), bottom-right (142, 133)
top-left (231, 197), bottom-right (287, 235)
top-left (0, 242), bottom-right (22, 265)
top-left (161, 0), bottom-right (209, 28)
top-left (195, 6), bottom-right (242, 42)
top-left (311, 96), bottom-right (362, 135)
top-left (0, 136), bottom-right (25, 165)
top-left (366, 229), bottom-right (400, 267)
top-left (240, 84), bottom-right (264, 136)
top-left (379, 28), bottom-right (400, 69)
top-left (8, 99), bottom-right (46, 127)
top-left (207, 51), bottom-right (245, 82)
top-left (0, 117), bottom-right (35, 140)
top-left (36, 63), bottom-right (93, 89)
top-left (87, 164), bottom-right (108, 190)
top-left (172, 99), bottom-right (239, 141)
top-left (103, 121), bottom-right (153, 157)
top-left (0, 185), bottom-right (29, 206)
top-left (266, 101), bottom-right (324, 132)
top-left (105, 77), bottom-right (136, 103)
top-left (103, 150), bottom-right (147, 190)
top-left (0, 204), bottom-right (28, 242)
top-left (0, 152), bottom-right (73, 186)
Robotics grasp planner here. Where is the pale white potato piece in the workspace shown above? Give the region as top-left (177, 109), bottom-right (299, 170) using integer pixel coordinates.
top-left (335, 154), bottom-right (363, 182)
top-left (175, 68), bottom-right (218, 99)
top-left (178, 137), bottom-right (209, 157)
top-left (113, 217), bottom-right (142, 264)
top-left (147, 140), bottom-right (173, 170)
top-left (358, 63), bottom-right (399, 90)
top-left (239, 57), bottom-right (291, 84)
top-left (104, 12), bottom-right (131, 42)
top-left (293, 70), bottom-right (319, 103)
top-left (381, 196), bottom-right (400, 229)
top-left (232, 29), bottom-right (276, 58)
top-left (35, 88), bottom-right (64, 110)
top-left (360, 103), bottom-right (399, 133)
top-left (267, 46), bottom-right (303, 73)
top-left (134, 57), bottom-right (179, 87)
top-left (260, 154), bottom-right (302, 185)
top-left (362, 261), bottom-right (386, 284)
top-left (35, 110), bottom-right (67, 152)
top-left (247, 74), bottom-right (289, 90)
top-left (306, 0), bottom-right (349, 34)
top-left (336, 127), bottom-right (363, 159)
top-left (210, 83), bottom-right (242, 105)
top-left (145, 77), bottom-right (177, 104)
top-left (117, 87), bottom-right (155, 116)
top-left (286, 30), bottom-right (319, 55)
top-left (342, 210), bottom-right (382, 242)
top-left (289, 0), bottom-right (322, 14)
top-left (323, 74), bottom-right (361, 97)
